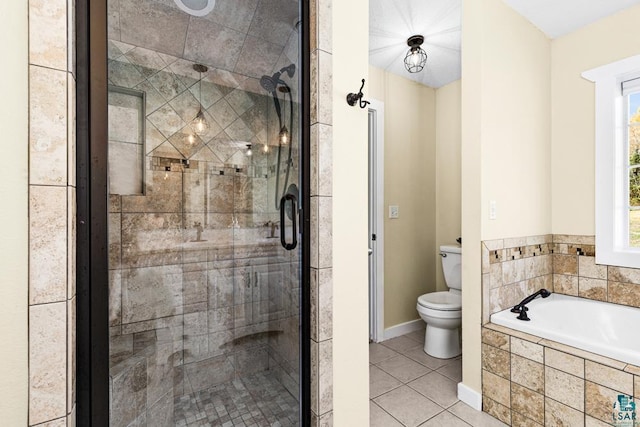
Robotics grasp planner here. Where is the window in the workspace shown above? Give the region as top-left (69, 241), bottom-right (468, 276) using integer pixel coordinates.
top-left (624, 80), bottom-right (640, 247)
top-left (583, 54), bottom-right (640, 268)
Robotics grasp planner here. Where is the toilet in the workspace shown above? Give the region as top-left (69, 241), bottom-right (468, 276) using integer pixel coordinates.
top-left (416, 244), bottom-right (462, 359)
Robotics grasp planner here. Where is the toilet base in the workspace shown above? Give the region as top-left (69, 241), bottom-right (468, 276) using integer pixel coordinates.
top-left (424, 325), bottom-right (461, 359)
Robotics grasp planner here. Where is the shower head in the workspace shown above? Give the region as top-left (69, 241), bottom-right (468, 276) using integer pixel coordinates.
top-left (259, 64), bottom-right (297, 94)
top-left (260, 75), bottom-right (278, 93)
top-left (280, 64), bottom-right (296, 78)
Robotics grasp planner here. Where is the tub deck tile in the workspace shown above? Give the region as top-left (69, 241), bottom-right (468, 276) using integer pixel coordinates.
top-left (482, 370), bottom-right (511, 407)
top-left (623, 364), bottom-right (640, 376)
top-left (482, 396), bottom-right (511, 426)
top-left (538, 339), bottom-right (627, 371)
top-left (510, 383), bottom-right (543, 425)
top-left (511, 354), bottom-right (544, 394)
top-left (585, 381), bottom-right (628, 425)
top-left (585, 360), bottom-right (634, 395)
top-left (544, 348), bottom-right (584, 378)
top-left (545, 366), bottom-right (584, 412)
top-left (545, 398), bottom-right (584, 427)
top-left (482, 328), bottom-right (510, 351)
top-left (511, 411), bottom-right (543, 427)
top-left (510, 337), bottom-right (543, 364)
top-left (484, 323), bottom-right (542, 344)
top-left (482, 344), bottom-right (510, 380)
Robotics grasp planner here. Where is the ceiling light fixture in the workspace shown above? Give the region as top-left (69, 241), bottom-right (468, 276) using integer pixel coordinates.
top-left (173, 0), bottom-right (216, 17)
top-left (191, 64), bottom-right (210, 137)
top-left (245, 144), bottom-right (253, 157)
top-left (404, 35), bottom-right (427, 73)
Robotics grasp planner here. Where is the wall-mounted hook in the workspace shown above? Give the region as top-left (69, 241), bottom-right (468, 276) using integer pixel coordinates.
top-left (346, 78), bottom-right (371, 109)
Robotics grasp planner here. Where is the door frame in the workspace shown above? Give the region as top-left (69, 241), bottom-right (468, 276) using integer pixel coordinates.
top-left (75, 1), bottom-right (311, 424)
top-left (368, 99), bottom-right (385, 343)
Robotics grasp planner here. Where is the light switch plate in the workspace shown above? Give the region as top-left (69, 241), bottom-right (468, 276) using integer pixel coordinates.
top-left (389, 205), bottom-right (399, 219)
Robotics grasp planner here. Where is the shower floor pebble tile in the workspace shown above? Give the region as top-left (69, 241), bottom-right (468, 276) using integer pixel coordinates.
top-left (174, 371), bottom-right (299, 426)
top-left (370, 330), bottom-right (507, 427)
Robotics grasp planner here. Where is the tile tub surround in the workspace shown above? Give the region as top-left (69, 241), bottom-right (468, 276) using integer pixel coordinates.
top-left (481, 324), bottom-right (640, 426)
top-left (483, 234), bottom-right (640, 323)
top-left (482, 235), bottom-right (554, 322)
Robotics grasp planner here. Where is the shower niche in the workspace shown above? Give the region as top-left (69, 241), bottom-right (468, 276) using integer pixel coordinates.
top-left (105, 1), bottom-right (304, 423)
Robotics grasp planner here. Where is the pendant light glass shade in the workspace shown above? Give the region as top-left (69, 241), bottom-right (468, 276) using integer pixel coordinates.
top-left (191, 109), bottom-right (209, 135)
top-left (279, 126), bottom-right (289, 145)
top-left (404, 35), bottom-right (427, 73)
top-left (190, 64), bottom-right (210, 136)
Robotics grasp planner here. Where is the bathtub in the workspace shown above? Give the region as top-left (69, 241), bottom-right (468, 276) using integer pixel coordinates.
top-left (491, 293), bottom-right (640, 366)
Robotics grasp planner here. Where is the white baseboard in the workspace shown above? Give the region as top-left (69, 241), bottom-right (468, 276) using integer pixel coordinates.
top-left (383, 319), bottom-right (424, 341)
top-left (457, 383), bottom-right (482, 411)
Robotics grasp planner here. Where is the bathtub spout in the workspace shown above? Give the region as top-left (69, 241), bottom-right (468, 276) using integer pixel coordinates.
top-left (510, 289), bottom-right (551, 321)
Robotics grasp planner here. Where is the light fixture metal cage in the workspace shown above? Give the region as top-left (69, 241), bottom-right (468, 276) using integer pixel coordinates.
top-left (404, 35), bottom-right (427, 73)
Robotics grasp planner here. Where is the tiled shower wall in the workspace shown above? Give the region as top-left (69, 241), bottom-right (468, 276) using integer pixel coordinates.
top-left (483, 234), bottom-right (640, 323)
top-left (28, 0), bottom-right (77, 425)
top-left (309, 0), bottom-right (334, 425)
top-left (105, 23), bottom-right (303, 426)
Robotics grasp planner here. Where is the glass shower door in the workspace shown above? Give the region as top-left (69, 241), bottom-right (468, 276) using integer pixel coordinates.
top-left (106, 0), bottom-right (304, 425)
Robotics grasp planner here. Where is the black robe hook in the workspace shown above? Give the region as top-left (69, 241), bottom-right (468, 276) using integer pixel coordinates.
top-left (346, 79), bottom-right (371, 109)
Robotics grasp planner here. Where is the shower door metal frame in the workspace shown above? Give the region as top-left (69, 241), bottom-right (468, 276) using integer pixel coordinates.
top-left (75, 0), bottom-right (312, 425)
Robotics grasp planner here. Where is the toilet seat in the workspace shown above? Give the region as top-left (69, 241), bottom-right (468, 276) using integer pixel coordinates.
top-left (418, 291), bottom-right (461, 311)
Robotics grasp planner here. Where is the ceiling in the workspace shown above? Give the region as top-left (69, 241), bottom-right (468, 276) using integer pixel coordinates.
top-left (369, 0), bottom-right (640, 89)
top-left (108, 0), bottom-right (299, 80)
top-left (369, 0), bottom-right (461, 89)
top-left (503, 0), bottom-right (640, 39)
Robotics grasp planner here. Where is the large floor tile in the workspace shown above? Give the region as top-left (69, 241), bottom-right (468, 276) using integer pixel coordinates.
top-left (406, 329), bottom-right (426, 343)
top-left (370, 342), bottom-right (400, 364)
top-left (437, 359), bottom-right (462, 383)
top-left (381, 336), bottom-right (422, 353)
top-left (418, 410), bottom-right (471, 426)
top-left (448, 401), bottom-right (508, 427)
top-left (377, 355), bottom-right (432, 383)
top-left (373, 386), bottom-right (443, 427)
top-left (370, 401), bottom-right (404, 427)
top-left (404, 347), bottom-right (457, 370)
top-left (370, 365), bottom-right (403, 398)
top-left (409, 371), bottom-right (459, 408)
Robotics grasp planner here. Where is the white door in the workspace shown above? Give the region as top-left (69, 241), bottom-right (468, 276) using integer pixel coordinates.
top-left (368, 100), bottom-right (384, 342)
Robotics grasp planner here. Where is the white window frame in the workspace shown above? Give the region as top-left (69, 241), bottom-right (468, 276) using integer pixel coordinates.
top-left (583, 54), bottom-right (640, 268)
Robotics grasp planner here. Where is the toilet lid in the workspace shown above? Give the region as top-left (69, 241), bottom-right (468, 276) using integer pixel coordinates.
top-left (418, 292), bottom-right (461, 311)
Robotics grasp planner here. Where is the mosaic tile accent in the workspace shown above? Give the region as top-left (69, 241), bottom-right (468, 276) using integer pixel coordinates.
top-left (485, 234), bottom-right (640, 321)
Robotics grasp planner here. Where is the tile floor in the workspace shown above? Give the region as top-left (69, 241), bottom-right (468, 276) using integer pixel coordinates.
top-left (174, 371), bottom-right (299, 426)
top-left (370, 329), bottom-right (507, 427)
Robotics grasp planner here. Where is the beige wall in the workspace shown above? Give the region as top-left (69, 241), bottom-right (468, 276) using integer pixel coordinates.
top-left (368, 66), bottom-right (437, 329)
top-left (551, 4), bottom-right (640, 235)
top-left (0, 0), bottom-right (29, 423)
top-left (332, 0), bottom-right (370, 424)
top-left (462, 0), bottom-right (551, 394)
top-left (435, 80), bottom-right (462, 291)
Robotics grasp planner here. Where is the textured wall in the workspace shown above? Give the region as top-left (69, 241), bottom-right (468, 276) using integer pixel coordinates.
top-left (27, 0), bottom-right (77, 424)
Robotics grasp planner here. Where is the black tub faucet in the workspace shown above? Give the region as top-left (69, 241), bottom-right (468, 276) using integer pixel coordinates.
top-left (511, 289), bottom-right (551, 321)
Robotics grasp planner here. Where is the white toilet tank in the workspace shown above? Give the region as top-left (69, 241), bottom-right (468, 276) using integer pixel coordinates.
top-left (440, 245), bottom-right (462, 291)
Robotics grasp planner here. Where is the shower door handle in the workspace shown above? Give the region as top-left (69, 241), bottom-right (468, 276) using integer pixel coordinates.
top-left (280, 194), bottom-right (297, 250)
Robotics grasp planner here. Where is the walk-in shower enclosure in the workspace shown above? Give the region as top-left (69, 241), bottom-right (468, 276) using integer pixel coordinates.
top-left (77, 0), bottom-right (310, 425)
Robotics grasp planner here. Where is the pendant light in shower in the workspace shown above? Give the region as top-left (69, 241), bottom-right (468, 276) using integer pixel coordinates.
top-left (404, 35), bottom-right (427, 73)
top-left (191, 64), bottom-right (210, 137)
